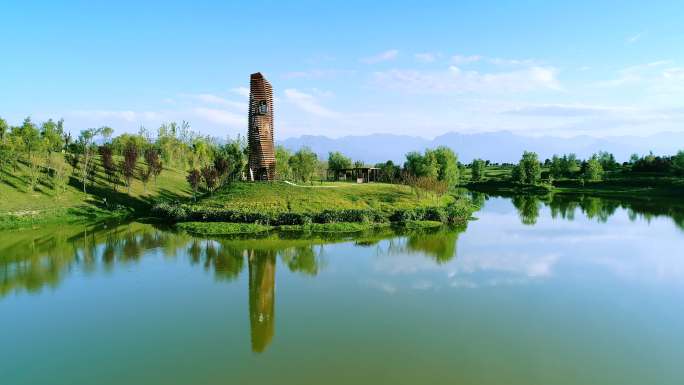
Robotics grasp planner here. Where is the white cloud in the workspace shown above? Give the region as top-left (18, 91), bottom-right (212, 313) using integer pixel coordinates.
top-left (415, 52), bottom-right (439, 63)
top-left (502, 104), bottom-right (631, 117)
top-left (361, 49), bottom-right (399, 64)
top-left (373, 65), bottom-right (561, 93)
top-left (451, 54), bottom-right (482, 64)
top-left (283, 69), bottom-right (355, 79)
top-left (184, 93), bottom-right (246, 110)
top-left (489, 57), bottom-right (539, 66)
top-left (625, 32), bottom-right (644, 45)
top-left (284, 88), bottom-right (341, 118)
top-left (69, 110), bottom-right (161, 122)
top-left (230, 87), bottom-right (250, 98)
top-left (192, 107), bottom-right (244, 127)
top-left (595, 60), bottom-right (678, 88)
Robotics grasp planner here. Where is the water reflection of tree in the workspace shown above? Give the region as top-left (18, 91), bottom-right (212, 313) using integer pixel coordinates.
top-left (0, 223), bottom-right (184, 298)
top-left (512, 195), bottom-right (541, 225)
top-left (406, 228), bottom-right (461, 264)
top-left (372, 226), bottom-right (464, 264)
top-left (496, 191), bottom-right (684, 229)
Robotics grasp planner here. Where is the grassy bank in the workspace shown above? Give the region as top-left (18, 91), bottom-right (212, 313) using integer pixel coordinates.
top-left (465, 176), bottom-right (684, 199)
top-left (0, 155), bottom-right (191, 229)
top-left (156, 181), bottom-right (477, 233)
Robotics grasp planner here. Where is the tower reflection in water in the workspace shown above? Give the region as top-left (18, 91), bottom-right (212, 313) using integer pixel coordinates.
top-left (247, 249), bottom-right (276, 353)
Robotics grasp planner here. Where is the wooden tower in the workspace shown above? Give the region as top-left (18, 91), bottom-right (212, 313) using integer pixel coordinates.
top-left (247, 72), bottom-right (276, 181)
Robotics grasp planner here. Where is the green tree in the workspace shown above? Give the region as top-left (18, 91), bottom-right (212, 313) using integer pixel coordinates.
top-left (432, 146), bottom-right (459, 186)
top-left (583, 155), bottom-right (604, 181)
top-left (76, 128), bottom-right (101, 193)
top-left (597, 151), bottom-right (618, 171)
top-left (672, 150), bottom-right (684, 175)
top-left (376, 160), bottom-right (400, 183)
top-left (0, 117), bottom-right (11, 174)
top-left (275, 145), bottom-right (292, 180)
top-left (513, 151), bottom-right (541, 185)
top-left (221, 136), bottom-right (247, 181)
top-left (549, 155), bottom-right (563, 178)
top-left (289, 147), bottom-right (318, 182)
top-left (0, 117), bottom-right (8, 142)
top-left (327, 151), bottom-right (351, 180)
top-left (12, 118), bottom-right (44, 191)
top-left (470, 158), bottom-right (486, 181)
top-left (404, 151), bottom-right (438, 179)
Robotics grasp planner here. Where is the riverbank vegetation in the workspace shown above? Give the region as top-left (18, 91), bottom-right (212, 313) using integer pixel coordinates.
top-left (3, 114), bottom-right (680, 231)
top-left (463, 150), bottom-right (684, 198)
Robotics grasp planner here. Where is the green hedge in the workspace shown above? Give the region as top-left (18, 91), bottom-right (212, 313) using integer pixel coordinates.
top-left (152, 200), bottom-right (474, 226)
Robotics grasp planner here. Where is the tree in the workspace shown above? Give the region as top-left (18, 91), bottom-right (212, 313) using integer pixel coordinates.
top-left (52, 155), bottom-right (69, 195)
top-left (201, 165), bottom-right (219, 194)
top-left (673, 150), bottom-right (684, 175)
top-left (275, 145), bottom-right (292, 180)
top-left (404, 151), bottom-right (438, 179)
top-left (187, 169), bottom-right (201, 201)
top-left (376, 160), bottom-right (400, 183)
top-left (327, 151), bottom-right (352, 180)
top-left (121, 141), bottom-right (138, 194)
top-left (100, 126), bottom-right (114, 143)
top-left (583, 155), bottom-right (604, 181)
top-left (432, 146), bottom-right (459, 186)
top-left (12, 118), bottom-right (44, 191)
top-left (353, 160), bottom-right (365, 169)
top-left (549, 155), bottom-right (563, 179)
top-left (213, 155), bottom-right (230, 186)
top-left (221, 137), bottom-right (247, 181)
top-left (0, 117), bottom-right (7, 142)
top-left (470, 159), bottom-right (486, 181)
top-left (76, 128), bottom-right (101, 193)
top-left (0, 117), bottom-right (12, 175)
top-left (513, 151), bottom-right (541, 185)
top-left (289, 147), bottom-right (318, 182)
top-left (140, 161), bottom-right (153, 194)
top-left (145, 148), bottom-right (163, 186)
top-left (99, 145), bottom-right (117, 187)
top-left (597, 151), bottom-right (618, 171)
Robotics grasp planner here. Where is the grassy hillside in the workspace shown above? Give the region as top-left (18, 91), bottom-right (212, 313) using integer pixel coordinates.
top-left (198, 181), bottom-right (454, 213)
top-left (0, 155), bottom-right (191, 227)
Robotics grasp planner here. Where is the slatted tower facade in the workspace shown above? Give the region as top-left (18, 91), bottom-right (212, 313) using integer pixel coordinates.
top-left (247, 72), bottom-right (276, 181)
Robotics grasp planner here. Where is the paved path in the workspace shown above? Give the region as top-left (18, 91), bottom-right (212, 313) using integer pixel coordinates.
top-left (283, 180), bottom-right (345, 188)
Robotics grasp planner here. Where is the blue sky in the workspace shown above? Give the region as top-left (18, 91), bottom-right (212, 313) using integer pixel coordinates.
top-left (2, 0), bottom-right (684, 139)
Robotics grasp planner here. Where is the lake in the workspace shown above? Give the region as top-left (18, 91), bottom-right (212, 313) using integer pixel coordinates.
top-left (2, 194), bottom-right (684, 385)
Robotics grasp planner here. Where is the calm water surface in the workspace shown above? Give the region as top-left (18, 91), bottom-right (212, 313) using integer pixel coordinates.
top-left (1, 195), bottom-right (684, 385)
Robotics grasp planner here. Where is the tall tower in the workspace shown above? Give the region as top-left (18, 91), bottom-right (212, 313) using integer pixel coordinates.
top-left (247, 72), bottom-right (276, 181)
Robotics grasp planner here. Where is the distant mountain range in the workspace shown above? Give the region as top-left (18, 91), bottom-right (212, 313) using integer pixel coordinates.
top-left (279, 131), bottom-right (684, 164)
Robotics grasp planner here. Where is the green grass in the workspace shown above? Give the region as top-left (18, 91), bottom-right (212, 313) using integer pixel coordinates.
top-left (278, 222), bottom-right (387, 233)
top-left (176, 222), bottom-right (273, 235)
top-left (403, 220), bottom-right (444, 229)
top-left (198, 181), bottom-right (453, 213)
top-left (153, 181), bottom-right (477, 233)
top-left (0, 154), bottom-right (191, 227)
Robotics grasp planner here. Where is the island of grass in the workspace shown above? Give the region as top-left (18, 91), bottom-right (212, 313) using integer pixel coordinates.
top-left (155, 181), bottom-right (476, 235)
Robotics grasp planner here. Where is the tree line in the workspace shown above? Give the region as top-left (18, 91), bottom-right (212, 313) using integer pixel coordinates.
top-left (467, 149), bottom-right (684, 185)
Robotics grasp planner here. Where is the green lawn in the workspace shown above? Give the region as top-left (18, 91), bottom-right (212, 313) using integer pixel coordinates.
top-left (198, 181), bottom-right (453, 213)
top-left (0, 155), bottom-right (191, 226)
